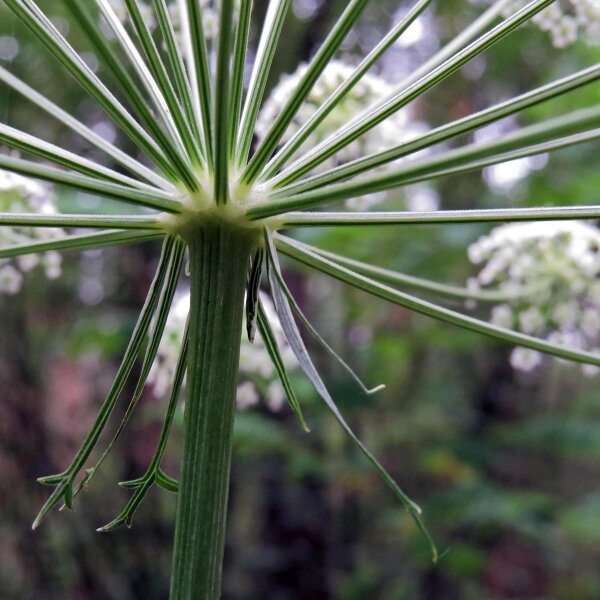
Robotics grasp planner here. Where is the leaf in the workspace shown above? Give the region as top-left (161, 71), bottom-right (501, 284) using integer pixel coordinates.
top-left (70, 239), bottom-right (186, 501)
top-left (156, 470), bottom-right (180, 493)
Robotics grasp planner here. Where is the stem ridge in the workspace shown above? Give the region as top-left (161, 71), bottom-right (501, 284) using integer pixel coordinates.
top-left (170, 221), bottom-right (258, 599)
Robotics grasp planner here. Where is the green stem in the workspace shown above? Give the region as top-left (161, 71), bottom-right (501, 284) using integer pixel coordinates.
top-left (171, 219), bottom-right (258, 599)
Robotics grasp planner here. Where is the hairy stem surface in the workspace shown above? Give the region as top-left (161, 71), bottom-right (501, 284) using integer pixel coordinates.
top-left (171, 219), bottom-right (258, 599)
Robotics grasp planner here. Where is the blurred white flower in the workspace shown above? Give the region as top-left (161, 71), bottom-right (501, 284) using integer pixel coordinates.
top-left (107, 0), bottom-right (155, 26)
top-left (257, 60), bottom-right (433, 210)
top-left (475, 0), bottom-right (600, 47)
top-left (148, 290), bottom-right (297, 410)
top-left (0, 170), bottom-right (64, 294)
top-left (469, 221), bottom-right (600, 374)
top-left (256, 60), bottom-right (412, 170)
top-left (510, 347), bottom-right (543, 372)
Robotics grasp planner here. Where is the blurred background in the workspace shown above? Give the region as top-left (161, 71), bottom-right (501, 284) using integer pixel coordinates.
top-left (1, 1), bottom-right (600, 598)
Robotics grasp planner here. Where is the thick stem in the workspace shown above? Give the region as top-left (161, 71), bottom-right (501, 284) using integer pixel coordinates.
top-left (170, 220), bottom-right (258, 599)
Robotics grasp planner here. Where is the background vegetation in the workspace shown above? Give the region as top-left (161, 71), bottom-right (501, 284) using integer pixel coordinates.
top-left (0, 1), bottom-right (599, 598)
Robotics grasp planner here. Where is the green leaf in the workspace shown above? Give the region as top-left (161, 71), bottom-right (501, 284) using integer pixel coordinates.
top-left (245, 248), bottom-right (264, 343)
top-left (99, 322), bottom-right (189, 530)
top-left (266, 250), bottom-right (386, 393)
top-left (156, 469), bottom-right (180, 493)
top-left (71, 239), bottom-right (186, 502)
top-left (265, 231), bottom-right (437, 562)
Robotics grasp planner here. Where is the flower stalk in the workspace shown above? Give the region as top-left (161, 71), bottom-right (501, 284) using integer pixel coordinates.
top-left (170, 219), bottom-right (259, 599)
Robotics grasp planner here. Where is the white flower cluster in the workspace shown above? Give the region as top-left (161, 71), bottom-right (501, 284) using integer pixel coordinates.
top-left (256, 60), bottom-right (411, 173)
top-left (468, 221), bottom-right (600, 374)
top-left (148, 291), bottom-right (297, 411)
top-left (257, 60), bottom-right (425, 210)
top-left (0, 170), bottom-right (63, 295)
top-left (477, 0), bottom-right (600, 47)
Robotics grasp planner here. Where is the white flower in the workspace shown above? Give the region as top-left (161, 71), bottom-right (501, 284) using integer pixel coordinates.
top-left (256, 60), bottom-right (432, 210)
top-left (256, 60), bottom-right (410, 168)
top-left (475, 0), bottom-right (600, 47)
top-left (0, 264), bottom-right (23, 295)
top-left (236, 381), bottom-right (260, 410)
top-left (469, 221), bottom-right (600, 374)
top-left (148, 291), bottom-right (298, 411)
top-left (491, 304), bottom-right (514, 329)
top-left (510, 347), bottom-right (543, 372)
top-left (0, 169), bottom-right (64, 295)
top-left (519, 306), bottom-right (545, 334)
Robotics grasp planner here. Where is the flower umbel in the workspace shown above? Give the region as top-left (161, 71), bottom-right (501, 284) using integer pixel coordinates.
top-left (469, 221), bottom-right (600, 373)
top-left (1, 0), bottom-right (600, 593)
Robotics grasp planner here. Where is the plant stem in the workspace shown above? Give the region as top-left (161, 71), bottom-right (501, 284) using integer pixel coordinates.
top-left (171, 219), bottom-right (258, 599)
